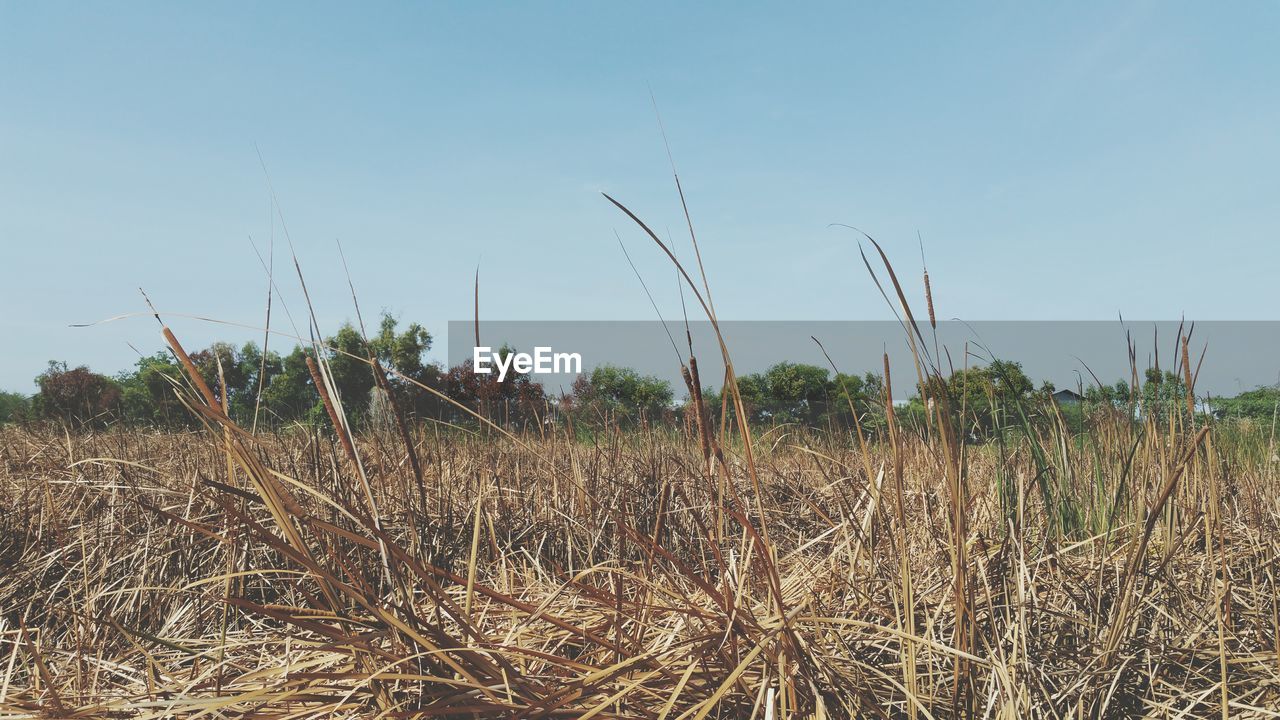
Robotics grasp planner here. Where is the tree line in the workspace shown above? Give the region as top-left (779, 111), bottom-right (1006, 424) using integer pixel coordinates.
top-left (2, 313), bottom-right (1276, 436)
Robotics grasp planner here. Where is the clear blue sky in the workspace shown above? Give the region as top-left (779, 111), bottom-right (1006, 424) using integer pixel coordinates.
top-left (2, 2), bottom-right (1277, 391)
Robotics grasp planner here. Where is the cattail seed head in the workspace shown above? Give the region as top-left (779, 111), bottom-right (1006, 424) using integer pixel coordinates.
top-left (924, 271), bottom-right (936, 329)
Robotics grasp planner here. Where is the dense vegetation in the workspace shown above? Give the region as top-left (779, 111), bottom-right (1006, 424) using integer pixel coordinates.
top-left (6, 319), bottom-right (1276, 445)
top-left (2, 319), bottom-right (1278, 717)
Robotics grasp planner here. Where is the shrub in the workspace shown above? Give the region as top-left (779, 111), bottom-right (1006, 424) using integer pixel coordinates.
top-left (34, 361), bottom-right (122, 427)
top-left (0, 391), bottom-right (30, 425)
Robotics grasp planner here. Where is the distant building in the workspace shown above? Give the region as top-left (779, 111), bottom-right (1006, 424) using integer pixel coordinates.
top-left (1052, 389), bottom-right (1083, 405)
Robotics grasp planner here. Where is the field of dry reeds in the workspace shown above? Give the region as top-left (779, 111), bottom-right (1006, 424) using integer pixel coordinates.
top-left (2, 219), bottom-right (1279, 718)
top-left (2, 361), bottom-right (1278, 718)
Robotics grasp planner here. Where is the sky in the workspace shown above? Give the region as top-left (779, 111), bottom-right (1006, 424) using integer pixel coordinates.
top-left (2, 2), bottom-right (1278, 392)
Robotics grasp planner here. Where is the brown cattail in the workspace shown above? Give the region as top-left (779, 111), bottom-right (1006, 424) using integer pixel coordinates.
top-left (307, 355), bottom-right (359, 466)
top-left (1181, 336), bottom-right (1195, 421)
top-left (680, 365), bottom-right (698, 440)
top-left (924, 270), bottom-right (936, 329)
top-left (164, 327), bottom-right (220, 411)
top-left (688, 356), bottom-right (712, 466)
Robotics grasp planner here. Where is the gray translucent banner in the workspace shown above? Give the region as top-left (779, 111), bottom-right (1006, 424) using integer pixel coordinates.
top-left (448, 321), bottom-right (1280, 400)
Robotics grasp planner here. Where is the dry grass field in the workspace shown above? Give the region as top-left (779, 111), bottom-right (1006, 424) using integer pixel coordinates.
top-left (1, 368), bottom-right (1277, 717)
top-left (7, 4), bottom-right (1280, 715)
top-left (1, 229), bottom-right (1278, 718)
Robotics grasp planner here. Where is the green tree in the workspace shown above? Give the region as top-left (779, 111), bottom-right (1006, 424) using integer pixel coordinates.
top-left (704, 364), bottom-right (868, 429)
top-left (697, 374), bottom-right (764, 430)
top-left (830, 371), bottom-right (886, 433)
top-left (187, 341), bottom-right (284, 424)
top-left (325, 323), bottom-right (379, 420)
top-left (928, 360), bottom-right (1035, 439)
top-left (252, 314), bottom-right (436, 428)
top-left (733, 373), bottom-right (770, 423)
top-left (571, 365), bottom-right (673, 427)
top-left (321, 314), bottom-right (437, 424)
top-left (760, 362), bottom-right (832, 425)
top-left (1212, 386), bottom-right (1280, 422)
top-left (1079, 379), bottom-right (1135, 428)
top-left (1139, 368), bottom-right (1192, 427)
top-left (0, 391), bottom-right (30, 425)
top-left (116, 352), bottom-right (188, 427)
top-left (370, 314), bottom-right (433, 379)
top-left (261, 346), bottom-right (323, 425)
